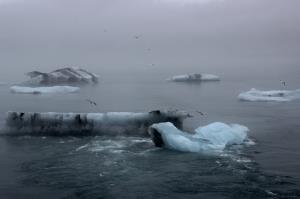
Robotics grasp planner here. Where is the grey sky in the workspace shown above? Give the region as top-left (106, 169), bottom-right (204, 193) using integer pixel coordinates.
top-left (0, 0), bottom-right (299, 81)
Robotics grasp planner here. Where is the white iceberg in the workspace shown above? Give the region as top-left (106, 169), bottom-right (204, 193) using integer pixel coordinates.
top-left (148, 122), bottom-right (249, 153)
top-left (10, 86), bottom-right (80, 94)
top-left (167, 73), bottom-right (220, 82)
top-left (238, 88), bottom-right (300, 102)
top-left (21, 67), bottom-right (99, 86)
top-left (4, 110), bottom-right (189, 136)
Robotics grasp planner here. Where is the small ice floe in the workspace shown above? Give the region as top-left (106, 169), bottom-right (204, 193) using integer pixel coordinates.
top-left (167, 73), bottom-right (220, 82)
top-left (148, 122), bottom-right (249, 153)
top-left (10, 86), bottom-right (80, 94)
top-left (20, 67), bottom-right (99, 86)
top-left (238, 88), bottom-right (300, 102)
top-left (4, 110), bottom-right (189, 136)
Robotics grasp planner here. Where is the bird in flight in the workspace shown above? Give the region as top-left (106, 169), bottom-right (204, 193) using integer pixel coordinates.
top-left (134, 35), bottom-right (142, 39)
top-left (280, 80), bottom-right (286, 86)
top-left (86, 99), bottom-right (97, 106)
top-left (196, 111), bottom-right (205, 116)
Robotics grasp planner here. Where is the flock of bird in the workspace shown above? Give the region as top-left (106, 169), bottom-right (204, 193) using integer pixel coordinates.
top-left (85, 31), bottom-right (288, 115)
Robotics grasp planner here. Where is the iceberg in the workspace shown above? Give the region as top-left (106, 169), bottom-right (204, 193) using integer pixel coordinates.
top-left (4, 110), bottom-right (189, 136)
top-left (148, 122), bottom-right (249, 153)
top-left (21, 67), bottom-right (99, 86)
top-left (167, 73), bottom-right (220, 82)
top-left (10, 86), bottom-right (80, 94)
top-left (238, 88), bottom-right (300, 102)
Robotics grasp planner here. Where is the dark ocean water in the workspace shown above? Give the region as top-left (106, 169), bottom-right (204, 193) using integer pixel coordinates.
top-left (0, 67), bottom-right (300, 199)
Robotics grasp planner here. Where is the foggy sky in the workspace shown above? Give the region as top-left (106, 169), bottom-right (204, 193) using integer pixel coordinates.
top-left (0, 0), bottom-right (299, 81)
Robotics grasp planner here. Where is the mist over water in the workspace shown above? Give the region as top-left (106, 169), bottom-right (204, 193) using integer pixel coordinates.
top-left (0, 0), bottom-right (300, 198)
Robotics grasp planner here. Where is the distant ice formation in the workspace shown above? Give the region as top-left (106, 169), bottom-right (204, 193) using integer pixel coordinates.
top-left (238, 88), bottom-right (300, 102)
top-left (148, 122), bottom-right (249, 152)
top-left (0, 82), bottom-right (7, 86)
top-left (21, 67), bottom-right (99, 86)
top-left (4, 110), bottom-right (189, 136)
top-left (167, 73), bottom-right (220, 82)
top-left (10, 86), bottom-right (80, 94)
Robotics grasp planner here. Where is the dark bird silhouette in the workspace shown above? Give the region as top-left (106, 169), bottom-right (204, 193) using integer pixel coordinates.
top-left (134, 35), bottom-right (142, 39)
top-left (280, 80), bottom-right (286, 86)
top-left (86, 99), bottom-right (97, 106)
top-left (196, 111), bottom-right (205, 116)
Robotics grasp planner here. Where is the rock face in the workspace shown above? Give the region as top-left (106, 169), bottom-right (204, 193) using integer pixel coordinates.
top-left (4, 110), bottom-right (189, 136)
top-left (167, 73), bottom-right (220, 82)
top-left (22, 67), bottom-right (99, 86)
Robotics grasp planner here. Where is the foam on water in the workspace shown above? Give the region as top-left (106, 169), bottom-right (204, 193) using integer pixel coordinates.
top-left (238, 88), bottom-right (300, 102)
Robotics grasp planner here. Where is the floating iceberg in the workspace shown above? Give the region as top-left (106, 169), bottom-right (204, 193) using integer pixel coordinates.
top-left (4, 110), bottom-right (189, 136)
top-left (148, 122), bottom-right (249, 153)
top-left (167, 73), bottom-right (220, 82)
top-left (238, 88), bottom-right (300, 102)
top-left (21, 67), bottom-right (99, 86)
top-left (10, 86), bottom-right (80, 94)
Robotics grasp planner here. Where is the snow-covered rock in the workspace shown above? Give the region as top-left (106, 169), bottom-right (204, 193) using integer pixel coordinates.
top-left (238, 88), bottom-right (300, 102)
top-left (21, 67), bottom-right (99, 86)
top-left (148, 122), bottom-right (249, 153)
top-left (10, 86), bottom-right (80, 94)
top-left (167, 73), bottom-right (220, 82)
top-left (4, 110), bottom-right (189, 136)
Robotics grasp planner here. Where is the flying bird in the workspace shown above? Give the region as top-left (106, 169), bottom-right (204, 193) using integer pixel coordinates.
top-left (134, 35), bottom-right (142, 39)
top-left (86, 99), bottom-right (97, 106)
top-left (196, 111), bottom-right (205, 116)
top-left (280, 80), bottom-right (286, 86)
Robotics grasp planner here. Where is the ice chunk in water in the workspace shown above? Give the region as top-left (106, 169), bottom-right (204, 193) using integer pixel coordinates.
top-left (149, 122), bottom-right (249, 152)
top-left (167, 73), bottom-right (220, 82)
top-left (10, 86), bottom-right (80, 94)
top-left (238, 88), bottom-right (300, 102)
